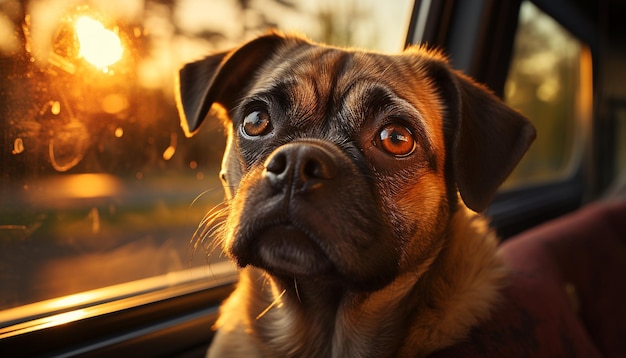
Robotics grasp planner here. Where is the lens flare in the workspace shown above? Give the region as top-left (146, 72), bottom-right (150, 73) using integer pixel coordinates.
top-left (75, 16), bottom-right (123, 70)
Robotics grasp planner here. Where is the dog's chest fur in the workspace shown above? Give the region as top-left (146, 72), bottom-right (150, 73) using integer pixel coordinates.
top-left (211, 205), bottom-right (506, 358)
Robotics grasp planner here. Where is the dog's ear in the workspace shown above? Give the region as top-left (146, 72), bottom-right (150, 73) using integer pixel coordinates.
top-left (450, 70), bottom-right (536, 212)
top-left (175, 33), bottom-right (292, 137)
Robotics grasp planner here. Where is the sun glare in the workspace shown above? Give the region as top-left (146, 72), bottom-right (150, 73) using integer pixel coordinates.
top-left (75, 16), bottom-right (123, 70)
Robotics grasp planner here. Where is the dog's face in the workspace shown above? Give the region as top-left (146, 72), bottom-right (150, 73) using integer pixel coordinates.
top-left (177, 33), bottom-right (535, 291)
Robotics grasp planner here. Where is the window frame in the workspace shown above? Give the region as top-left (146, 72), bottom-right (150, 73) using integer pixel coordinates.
top-left (0, 275), bottom-right (235, 357)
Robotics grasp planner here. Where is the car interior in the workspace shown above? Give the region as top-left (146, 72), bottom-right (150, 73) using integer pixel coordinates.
top-left (1, 0), bottom-right (625, 356)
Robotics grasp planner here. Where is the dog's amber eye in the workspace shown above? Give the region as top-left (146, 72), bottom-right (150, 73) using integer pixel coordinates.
top-left (242, 109), bottom-right (271, 136)
top-left (376, 124), bottom-right (416, 157)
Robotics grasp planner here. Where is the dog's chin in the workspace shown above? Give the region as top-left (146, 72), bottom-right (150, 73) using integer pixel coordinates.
top-left (232, 225), bottom-right (396, 292)
top-left (241, 225), bottom-right (335, 278)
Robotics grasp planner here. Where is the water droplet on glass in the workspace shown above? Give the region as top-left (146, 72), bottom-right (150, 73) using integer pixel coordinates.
top-left (162, 146), bottom-right (175, 161)
top-left (12, 138), bottom-right (24, 154)
top-left (115, 127), bottom-right (124, 138)
top-left (162, 133), bottom-right (177, 161)
top-left (49, 121), bottom-right (89, 172)
top-left (51, 101), bottom-right (61, 115)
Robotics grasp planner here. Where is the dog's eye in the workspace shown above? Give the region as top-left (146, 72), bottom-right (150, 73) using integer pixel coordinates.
top-left (375, 124), bottom-right (416, 157)
top-left (242, 109), bottom-right (272, 137)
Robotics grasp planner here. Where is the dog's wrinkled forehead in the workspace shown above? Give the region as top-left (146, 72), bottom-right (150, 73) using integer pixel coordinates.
top-left (242, 46), bottom-right (436, 135)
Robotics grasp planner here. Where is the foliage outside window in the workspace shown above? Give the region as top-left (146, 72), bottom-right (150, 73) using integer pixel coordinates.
top-left (503, 1), bottom-right (592, 188)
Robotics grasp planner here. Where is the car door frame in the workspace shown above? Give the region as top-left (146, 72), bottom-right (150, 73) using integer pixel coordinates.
top-left (407, 0), bottom-right (600, 238)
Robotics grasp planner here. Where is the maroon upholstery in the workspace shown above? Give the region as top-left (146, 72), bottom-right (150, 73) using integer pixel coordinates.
top-left (430, 201), bottom-right (626, 358)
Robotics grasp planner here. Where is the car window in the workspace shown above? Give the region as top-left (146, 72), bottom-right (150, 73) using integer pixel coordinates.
top-left (502, 1), bottom-right (593, 189)
top-left (0, 0), bottom-right (413, 320)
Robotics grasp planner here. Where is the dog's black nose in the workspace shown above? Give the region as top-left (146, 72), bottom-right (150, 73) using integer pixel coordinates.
top-left (264, 142), bottom-right (337, 192)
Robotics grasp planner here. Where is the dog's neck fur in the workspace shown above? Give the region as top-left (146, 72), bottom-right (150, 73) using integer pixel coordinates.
top-left (210, 203), bottom-right (506, 358)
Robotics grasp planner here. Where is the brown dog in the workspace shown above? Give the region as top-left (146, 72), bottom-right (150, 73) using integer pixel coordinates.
top-left (176, 32), bottom-right (535, 357)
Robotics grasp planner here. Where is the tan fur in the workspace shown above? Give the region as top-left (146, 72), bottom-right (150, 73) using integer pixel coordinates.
top-left (209, 200), bottom-right (505, 358)
top-left (398, 203), bottom-right (507, 356)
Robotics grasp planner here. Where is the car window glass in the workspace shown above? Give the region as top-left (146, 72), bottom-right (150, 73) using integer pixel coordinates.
top-left (0, 0), bottom-right (413, 317)
top-left (502, 1), bottom-right (592, 189)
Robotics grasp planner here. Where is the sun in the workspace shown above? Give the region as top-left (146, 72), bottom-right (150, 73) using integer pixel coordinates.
top-left (75, 16), bottom-right (123, 70)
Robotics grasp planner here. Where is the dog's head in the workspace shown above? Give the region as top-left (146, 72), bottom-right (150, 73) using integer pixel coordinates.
top-left (177, 33), bottom-right (535, 291)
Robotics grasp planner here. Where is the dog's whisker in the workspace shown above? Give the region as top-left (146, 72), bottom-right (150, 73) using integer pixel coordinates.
top-left (196, 222), bottom-right (227, 258)
top-left (197, 216), bottom-right (227, 244)
top-left (256, 288), bottom-right (287, 320)
top-left (204, 228), bottom-right (227, 259)
top-left (293, 278), bottom-right (302, 303)
top-left (194, 203), bottom-right (228, 235)
top-left (191, 216), bottom-right (217, 247)
top-left (197, 204), bottom-right (229, 229)
top-left (190, 187), bottom-right (225, 207)
top-left (188, 202), bottom-right (230, 266)
top-left (191, 221), bottom-right (222, 254)
top-left (196, 231), bottom-right (220, 259)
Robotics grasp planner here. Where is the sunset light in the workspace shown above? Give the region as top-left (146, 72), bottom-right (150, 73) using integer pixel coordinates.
top-left (75, 16), bottom-right (123, 70)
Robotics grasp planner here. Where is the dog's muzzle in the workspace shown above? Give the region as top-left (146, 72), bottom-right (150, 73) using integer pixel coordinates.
top-left (229, 140), bottom-right (399, 289)
top-left (244, 141), bottom-right (339, 277)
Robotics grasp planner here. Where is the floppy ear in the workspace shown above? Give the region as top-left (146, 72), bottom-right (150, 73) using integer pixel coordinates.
top-left (450, 70), bottom-right (536, 212)
top-left (175, 33), bottom-right (293, 137)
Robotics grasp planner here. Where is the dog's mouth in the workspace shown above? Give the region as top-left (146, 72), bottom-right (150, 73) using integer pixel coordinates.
top-left (242, 224), bottom-right (334, 277)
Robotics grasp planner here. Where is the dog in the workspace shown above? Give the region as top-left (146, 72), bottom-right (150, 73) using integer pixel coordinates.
top-left (176, 32), bottom-right (535, 358)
